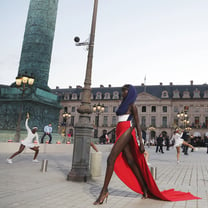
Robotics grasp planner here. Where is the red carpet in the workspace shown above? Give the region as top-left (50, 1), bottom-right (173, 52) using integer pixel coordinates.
top-left (114, 121), bottom-right (201, 201)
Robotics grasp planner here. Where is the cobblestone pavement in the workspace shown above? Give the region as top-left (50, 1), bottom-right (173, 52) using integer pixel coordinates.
top-left (0, 146), bottom-right (208, 208)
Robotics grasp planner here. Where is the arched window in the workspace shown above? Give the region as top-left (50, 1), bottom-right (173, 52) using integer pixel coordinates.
top-left (71, 93), bottom-right (77, 100)
top-left (193, 88), bottom-right (200, 98)
top-left (104, 92), bottom-right (110, 99)
top-left (173, 90), bottom-right (180, 98)
top-left (112, 91), bottom-right (119, 99)
top-left (204, 90), bottom-right (208, 98)
top-left (161, 90), bottom-right (169, 98)
top-left (182, 90), bottom-right (190, 98)
top-left (96, 92), bottom-right (102, 100)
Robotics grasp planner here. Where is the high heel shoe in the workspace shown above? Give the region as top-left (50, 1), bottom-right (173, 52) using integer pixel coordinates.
top-left (93, 191), bottom-right (109, 205)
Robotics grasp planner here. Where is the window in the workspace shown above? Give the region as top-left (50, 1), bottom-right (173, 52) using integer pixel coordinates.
top-left (182, 91), bottom-right (190, 98)
top-left (96, 92), bottom-right (102, 100)
top-left (184, 106), bottom-right (189, 112)
top-left (151, 116), bottom-right (156, 127)
top-left (104, 92), bottom-right (110, 99)
top-left (71, 106), bottom-right (75, 112)
top-left (64, 93), bottom-right (69, 100)
top-left (71, 93), bottom-right (77, 100)
top-left (70, 116), bottom-right (74, 127)
top-left (113, 91), bottom-right (119, 99)
top-left (103, 116), bottom-right (108, 127)
top-left (203, 91), bottom-right (208, 98)
top-left (162, 116), bottom-right (167, 127)
top-left (113, 106), bottom-right (117, 112)
top-left (112, 116), bottom-right (117, 126)
top-left (194, 117), bottom-right (200, 128)
top-left (174, 106), bottom-right (178, 113)
top-left (173, 90), bottom-right (180, 98)
top-left (195, 107), bottom-right (200, 113)
top-left (79, 92), bottom-right (83, 100)
top-left (104, 106), bottom-right (108, 113)
top-left (141, 116), bottom-right (146, 127)
top-left (205, 117), bottom-right (208, 128)
top-left (162, 106), bottom-right (167, 113)
top-left (151, 106), bottom-right (156, 112)
top-left (161, 91), bottom-right (169, 98)
top-left (193, 89), bottom-right (200, 98)
top-left (142, 106), bottom-right (146, 112)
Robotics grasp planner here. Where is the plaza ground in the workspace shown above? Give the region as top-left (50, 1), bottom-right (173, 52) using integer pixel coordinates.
top-left (0, 144), bottom-right (208, 208)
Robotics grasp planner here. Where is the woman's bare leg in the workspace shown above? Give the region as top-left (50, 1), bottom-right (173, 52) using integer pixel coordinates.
top-left (123, 143), bottom-right (148, 198)
top-left (30, 146), bottom-right (39, 160)
top-left (9, 144), bottom-right (25, 159)
top-left (183, 141), bottom-right (194, 149)
top-left (176, 146), bottom-right (180, 162)
top-left (94, 127), bottom-right (133, 204)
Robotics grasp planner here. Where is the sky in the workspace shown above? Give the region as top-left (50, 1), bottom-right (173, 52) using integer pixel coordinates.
top-left (1, 0), bottom-right (208, 89)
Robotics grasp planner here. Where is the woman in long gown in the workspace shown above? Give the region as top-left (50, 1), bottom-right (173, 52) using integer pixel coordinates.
top-left (93, 84), bottom-right (201, 205)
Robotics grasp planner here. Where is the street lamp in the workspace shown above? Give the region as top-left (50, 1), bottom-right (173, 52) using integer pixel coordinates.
top-left (68, 0), bottom-right (99, 181)
top-left (93, 103), bottom-right (105, 137)
top-left (177, 111), bottom-right (190, 129)
top-left (62, 111), bottom-right (71, 137)
top-left (14, 73), bottom-right (35, 142)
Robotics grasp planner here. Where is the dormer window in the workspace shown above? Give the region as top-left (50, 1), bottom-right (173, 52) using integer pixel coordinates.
top-left (96, 92), bottom-right (102, 100)
top-left (204, 90), bottom-right (208, 98)
top-left (64, 93), bottom-right (69, 100)
top-left (182, 90), bottom-right (190, 98)
top-left (173, 90), bottom-right (180, 98)
top-left (112, 91), bottom-right (119, 99)
top-left (104, 92), bottom-right (110, 99)
top-left (71, 93), bottom-right (77, 100)
top-left (193, 88), bottom-right (200, 98)
top-left (161, 90), bottom-right (169, 98)
top-left (79, 92), bottom-right (83, 100)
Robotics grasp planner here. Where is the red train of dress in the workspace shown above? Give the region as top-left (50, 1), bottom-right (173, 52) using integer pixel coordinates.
top-left (114, 121), bottom-right (201, 201)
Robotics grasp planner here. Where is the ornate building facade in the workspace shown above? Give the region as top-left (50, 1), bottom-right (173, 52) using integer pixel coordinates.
top-left (53, 81), bottom-right (208, 142)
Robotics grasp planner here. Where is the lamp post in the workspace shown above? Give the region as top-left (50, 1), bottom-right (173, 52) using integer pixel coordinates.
top-left (14, 73), bottom-right (35, 142)
top-left (93, 103), bottom-right (104, 137)
top-left (177, 111), bottom-right (190, 130)
top-left (68, 0), bottom-right (99, 181)
top-left (62, 111), bottom-right (71, 137)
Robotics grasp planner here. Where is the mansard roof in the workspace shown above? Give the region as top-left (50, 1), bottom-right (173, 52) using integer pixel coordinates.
top-left (52, 83), bottom-right (208, 99)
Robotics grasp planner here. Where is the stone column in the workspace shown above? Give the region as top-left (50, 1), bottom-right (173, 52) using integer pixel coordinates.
top-left (18, 0), bottom-right (59, 90)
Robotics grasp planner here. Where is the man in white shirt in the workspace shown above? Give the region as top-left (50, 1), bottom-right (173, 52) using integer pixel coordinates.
top-left (41, 123), bottom-right (53, 144)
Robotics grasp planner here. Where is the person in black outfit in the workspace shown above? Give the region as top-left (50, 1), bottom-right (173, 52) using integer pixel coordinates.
top-left (205, 135), bottom-right (208, 154)
top-left (165, 135), bottom-right (170, 151)
top-left (182, 131), bottom-right (190, 155)
top-left (156, 133), bottom-right (164, 153)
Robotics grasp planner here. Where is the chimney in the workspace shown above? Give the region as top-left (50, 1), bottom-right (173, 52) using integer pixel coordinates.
top-left (190, 80), bottom-right (193, 85)
top-left (100, 84), bottom-right (104, 88)
top-left (170, 82), bottom-right (173, 86)
top-left (141, 83), bottom-right (144, 86)
top-left (56, 86), bottom-right (59, 89)
top-left (160, 82), bottom-right (163, 86)
top-left (108, 84), bottom-right (111, 88)
top-left (76, 85), bottom-right (82, 89)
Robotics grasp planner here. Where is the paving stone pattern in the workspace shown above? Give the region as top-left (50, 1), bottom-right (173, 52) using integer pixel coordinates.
top-left (0, 146), bottom-right (207, 208)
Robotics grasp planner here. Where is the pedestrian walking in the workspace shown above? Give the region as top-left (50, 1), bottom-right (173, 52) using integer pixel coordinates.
top-left (156, 133), bottom-right (164, 153)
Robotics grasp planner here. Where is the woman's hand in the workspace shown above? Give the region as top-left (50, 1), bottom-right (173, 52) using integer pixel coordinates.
top-left (139, 142), bottom-right (145, 153)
